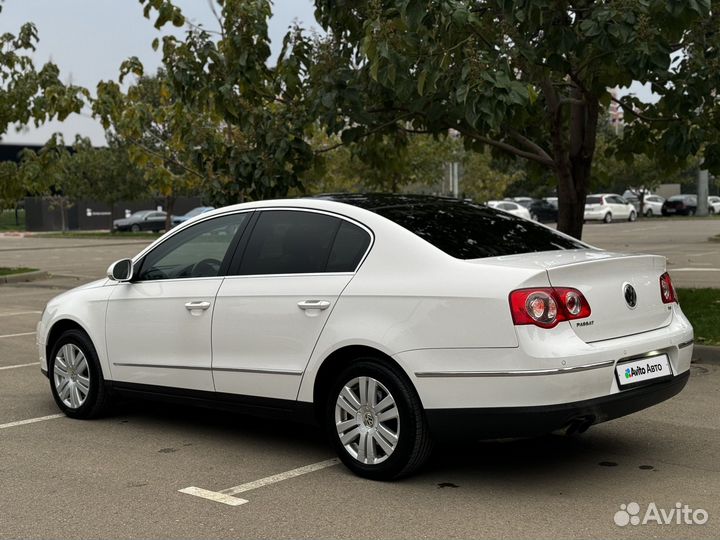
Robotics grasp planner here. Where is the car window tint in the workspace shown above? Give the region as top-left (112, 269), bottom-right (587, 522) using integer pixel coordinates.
top-left (326, 221), bottom-right (371, 272)
top-left (137, 213), bottom-right (247, 281)
top-left (375, 201), bottom-right (587, 259)
top-left (586, 196), bottom-right (602, 204)
top-left (238, 210), bottom-right (341, 275)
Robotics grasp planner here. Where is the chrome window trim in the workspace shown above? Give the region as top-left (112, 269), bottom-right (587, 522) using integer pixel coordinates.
top-left (414, 359), bottom-right (616, 378)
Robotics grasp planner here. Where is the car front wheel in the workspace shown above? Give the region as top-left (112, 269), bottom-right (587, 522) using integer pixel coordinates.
top-left (48, 329), bottom-right (111, 419)
top-left (645, 209), bottom-right (653, 217)
top-left (326, 360), bottom-right (432, 480)
top-left (628, 211), bottom-right (637, 222)
top-left (603, 212), bottom-right (612, 223)
top-left (130, 224), bottom-right (140, 232)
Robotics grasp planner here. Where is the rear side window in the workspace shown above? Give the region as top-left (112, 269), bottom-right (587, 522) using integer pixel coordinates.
top-left (238, 210), bottom-right (341, 275)
top-left (586, 196), bottom-right (602, 204)
top-left (327, 221), bottom-right (371, 272)
top-left (375, 202), bottom-right (586, 259)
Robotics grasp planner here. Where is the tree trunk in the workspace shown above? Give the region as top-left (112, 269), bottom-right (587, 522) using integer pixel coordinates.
top-left (544, 80), bottom-right (599, 240)
top-left (165, 195), bottom-right (175, 232)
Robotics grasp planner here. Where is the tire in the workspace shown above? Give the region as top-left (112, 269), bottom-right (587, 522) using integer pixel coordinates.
top-left (130, 224), bottom-right (140, 232)
top-left (645, 209), bottom-right (653, 218)
top-left (710, 208), bottom-right (716, 215)
top-left (628, 211), bottom-right (637, 222)
top-left (326, 359), bottom-right (432, 480)
top-left (48, 329), bottom-right (111, 419)
top-left (531, 213), bottom-right (539, 221)
top-left (688, 209), bottom-right (695, 217)
top-left (603, 212), bottom-right (612, 224)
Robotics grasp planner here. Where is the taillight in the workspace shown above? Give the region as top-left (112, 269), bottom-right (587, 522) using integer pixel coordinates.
top-left (509, 287), bottom-right (591, 328)
top-left (659, 272), bottom-right (677, 304)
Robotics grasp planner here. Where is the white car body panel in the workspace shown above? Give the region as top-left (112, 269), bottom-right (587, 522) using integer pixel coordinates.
top-left (643, 196), bottom-right (665, 216)
top-left (105, 278), bottom-right (222, 391)
top-left (584, 193), bottom-right (635, 221)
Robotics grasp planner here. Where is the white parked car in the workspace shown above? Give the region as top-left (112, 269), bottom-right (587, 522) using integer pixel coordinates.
top-left (37, 195), bottom-right (693, 479)
top-left (584, 193), bottom-right (637, 223)
top-left (709, 196), bottom-right (720, 215)
top-left (487, 200), bottom-right (532, 220)
top-left (642, 195), bottom-right (665, 217)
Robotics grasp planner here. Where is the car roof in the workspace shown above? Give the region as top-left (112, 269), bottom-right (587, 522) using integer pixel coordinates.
top-left (311, 193), bottom-right (468, 210)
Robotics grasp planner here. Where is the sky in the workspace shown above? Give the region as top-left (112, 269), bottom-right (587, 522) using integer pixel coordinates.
top-left (1, 1), bottom-right (653, 146)
top-left (0, 0), bottom-right (317, 145)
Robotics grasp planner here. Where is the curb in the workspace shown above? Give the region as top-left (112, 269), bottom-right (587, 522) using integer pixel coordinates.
top-left (692, 345), bottom-right (720, 366)
top-left (0, 270), bottom-right (49, 285)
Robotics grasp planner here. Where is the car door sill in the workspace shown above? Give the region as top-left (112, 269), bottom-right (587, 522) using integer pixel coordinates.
top-left (109, 381), bottom-right (316, 424)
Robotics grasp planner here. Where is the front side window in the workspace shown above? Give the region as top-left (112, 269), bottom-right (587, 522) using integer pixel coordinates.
top-left (137, 213), bottom-right (247, 281)
top-left (238, 210), bottom-right (342, 275)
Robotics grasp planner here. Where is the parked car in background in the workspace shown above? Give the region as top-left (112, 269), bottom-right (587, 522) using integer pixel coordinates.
top-left (512, 196), bottom-right (534, 205)
top-left (113, 210), bottom-right (167, 232)
top-left (661, 195), bottom-right (697, 216)
top-left (543, 197), bottom-right (558, 209)
top-left (708, 196), bottom-right (720, 215)
top-left (525, 199), bottom-right (558, 222)
top-left (487, 200), bottom-right (532, 220)
top-left (642, 195), bottom-right (665, 217)
top-left (584, 194), bottom-right (637, 223)
top-left (171, 206), bottom-right (215, 227)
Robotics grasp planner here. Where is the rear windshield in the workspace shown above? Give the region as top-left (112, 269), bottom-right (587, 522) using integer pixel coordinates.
top-left (586, 196), bottom-right (602, 204)
top-left (374, 201), bottom-right (587, 259)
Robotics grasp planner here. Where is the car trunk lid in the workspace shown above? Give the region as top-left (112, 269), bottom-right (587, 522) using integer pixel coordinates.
top-left (474, 249), bottom-right (673, 342)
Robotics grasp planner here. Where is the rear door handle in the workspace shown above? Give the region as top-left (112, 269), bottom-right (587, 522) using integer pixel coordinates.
top-left (297, 300), bottom-right (331, 310)
top-left (185, 301), bottom-right (211, 311)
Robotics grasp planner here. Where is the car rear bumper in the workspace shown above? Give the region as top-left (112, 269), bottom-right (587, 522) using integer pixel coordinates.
top-left (425, 370), bottom-right (689, 439)
top-left (584, 209), bottom-right (607, 220)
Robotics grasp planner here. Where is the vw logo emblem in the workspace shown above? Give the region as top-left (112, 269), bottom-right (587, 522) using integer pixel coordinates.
top-left (623, 283), bottom-right (637, 309)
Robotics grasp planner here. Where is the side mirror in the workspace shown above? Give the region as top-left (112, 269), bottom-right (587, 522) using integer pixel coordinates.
top-left (107, 258), bottom-right (133, 282)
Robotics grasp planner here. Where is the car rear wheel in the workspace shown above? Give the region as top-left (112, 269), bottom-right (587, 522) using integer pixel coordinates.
top-left (688, 209), bottom-right (695, 216)
top-left (48, 329), bottom-right (111, 419)
top-left (628, 211), bottom-right (637, 222)
top-left (603, 212), bottom-right (612, 223)
top-left (130, 224), bottom-right (140, 232)
top-left (326, 360), bottom-right (432, 480)
top-left (710, 208), bottom-right (716, 215)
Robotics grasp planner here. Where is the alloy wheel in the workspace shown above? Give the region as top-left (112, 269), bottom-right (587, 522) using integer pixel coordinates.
top-left (334, 376), bottom-right (400, 465)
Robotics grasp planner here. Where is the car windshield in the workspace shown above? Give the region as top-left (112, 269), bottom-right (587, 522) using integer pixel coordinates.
top-left (586, 196), bottom-right (602, 204)
top-left (373, 200), bottom-right (586, 259)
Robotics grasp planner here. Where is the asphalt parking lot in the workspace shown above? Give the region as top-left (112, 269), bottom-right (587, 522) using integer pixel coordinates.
top-left (0, 219), bottom-right (719, 539)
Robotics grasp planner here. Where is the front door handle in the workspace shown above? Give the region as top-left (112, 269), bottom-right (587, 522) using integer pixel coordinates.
top-left (185, 301), bottom-right (211, 311)
top-left (297, 300), bottom-right (331, 311)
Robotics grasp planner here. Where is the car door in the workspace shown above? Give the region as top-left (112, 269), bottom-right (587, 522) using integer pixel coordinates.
top-left (105, 212), bottom-right (251, 391)
top-left (211, 209), bottom-right (372, 400)
top-left (143, 211), bottom-right (166, 231)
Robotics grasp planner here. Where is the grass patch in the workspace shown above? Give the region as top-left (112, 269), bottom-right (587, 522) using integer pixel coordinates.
top-left (0, 267), bottom-right (36, 276)
top-left (677, 288), bottom-right (720, 346)
top-left (34, 231), bottom-right (162, 239)
top-left (0, 209), bottom-right (25, 231)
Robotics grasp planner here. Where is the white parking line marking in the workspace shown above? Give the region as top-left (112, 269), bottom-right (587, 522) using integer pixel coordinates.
top-left (0, 331), bottom-right (36, 339)
top-left (179, 458), bottom-right (339, 506)
top-left (178, 487), bottom-right (249, 506)
top-left (0, 311), bottom-right (42, 317)
top-left (0, 362), bottom-right (40, 371)
top-left (0, 414), bottom-right (64, 430)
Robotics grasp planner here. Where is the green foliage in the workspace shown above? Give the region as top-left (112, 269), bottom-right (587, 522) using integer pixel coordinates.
top-left (0, 7), bottom-right (87, 207)
top-left (311, 0), bottom-right (716, 238)
top-left (134, 0), bottom-right (317, 205)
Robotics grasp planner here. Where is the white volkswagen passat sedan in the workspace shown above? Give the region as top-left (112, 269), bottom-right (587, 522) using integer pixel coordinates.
top-left (37, 195), bottom-right (693, 479)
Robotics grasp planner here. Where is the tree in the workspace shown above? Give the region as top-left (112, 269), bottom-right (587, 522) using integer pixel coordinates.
top-left (312, 0), bottom-right (715, 238)
top-left (0, 6), bottom-right (87, 207)
top-left (127, 0), bottom-right (317, 207)
top-left (94, 71), bottom-right (208, 230)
